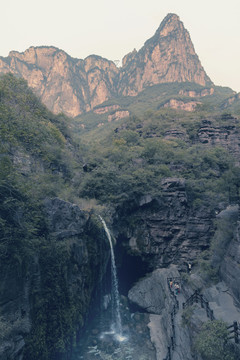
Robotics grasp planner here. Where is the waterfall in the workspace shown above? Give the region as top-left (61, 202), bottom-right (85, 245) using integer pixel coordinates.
top-left (99, 216), bottom-right (125, 341)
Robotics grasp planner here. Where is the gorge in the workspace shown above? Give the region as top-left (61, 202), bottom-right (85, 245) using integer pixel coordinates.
top-left (0, 12), bottom-right (240, 360)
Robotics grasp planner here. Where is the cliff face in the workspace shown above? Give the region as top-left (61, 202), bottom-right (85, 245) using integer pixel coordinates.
top-left (0, 47), bottom-right (119, 117)
top-left (119, 14), bottom-right (212, 96)
top-left (114, 178), bottom-right (214, 273)
top-left (0, 14), bottom-right (212, 117)
top-left (0, 199), bottom-right (108, 360)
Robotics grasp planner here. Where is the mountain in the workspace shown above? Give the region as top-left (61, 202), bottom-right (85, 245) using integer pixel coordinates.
top-left (118, 13), bottom-right (212, 96)
top-left (0, 13), bottom-right (214, 117)
top-left (0, 47), bottom-right (119, 117)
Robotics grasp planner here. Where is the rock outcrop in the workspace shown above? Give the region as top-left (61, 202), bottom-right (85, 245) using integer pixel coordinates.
top-left (0, 14), bottom-right (212, 117)
top-left (220, 215), bottom-right (240, 302)
top-left (196, 118), bottom-right (240, 163)
top-left (128, 266), bottom-right (194, 360)
top-left (179, 87), bottom-right (214, 97)
top-left (115, 178), bottom-right (214, 271)
top-left (107, 110), bottom-right (130, 122)
top-left (163, 99), bottom-right (201, 111)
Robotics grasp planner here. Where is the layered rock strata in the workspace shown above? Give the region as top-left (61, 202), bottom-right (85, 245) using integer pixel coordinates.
top-left (196, 119), bottom-right (240, 163)
top-left (115, 178), bottom-right (214, 270)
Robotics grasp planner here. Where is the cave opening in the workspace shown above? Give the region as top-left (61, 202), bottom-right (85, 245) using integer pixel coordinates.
top-left (115, 237), bottom-right (150, 296)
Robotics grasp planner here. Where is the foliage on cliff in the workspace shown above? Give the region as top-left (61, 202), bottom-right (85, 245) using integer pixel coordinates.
top-left (195, 320), bottom-right (238, 360)
top-left (0, 73), bottom-right (83, 195)
top-left (0, 72), bottom-right (83, 260)
top-left (78, 109), bottom-right (240, 210)
top-left (0, 74), bottom-right (86, 359)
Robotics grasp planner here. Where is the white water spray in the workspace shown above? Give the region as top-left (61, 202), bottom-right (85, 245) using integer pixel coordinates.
top-left (99, 216), bottom-right (126, 342)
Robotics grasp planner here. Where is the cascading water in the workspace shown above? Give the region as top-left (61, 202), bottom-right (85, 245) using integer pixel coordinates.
top-left (99, 216), bottom-right (126, 342)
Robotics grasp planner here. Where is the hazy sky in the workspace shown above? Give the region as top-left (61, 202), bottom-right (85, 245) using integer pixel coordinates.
top-left (2, 0), bottom-right (240, 92)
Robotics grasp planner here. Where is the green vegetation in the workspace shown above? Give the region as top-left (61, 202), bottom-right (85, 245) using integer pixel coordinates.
top-left (195, 320), bottom-right (239, 360)
top-left (24, 241), bottom-right (82, 359)
top-left (181, 305), bottom-right (196, 327)
top-left (74, 82), bottom-right (235, 135)
top-left (1, 73), bottom-right (240, 359)
top-left (77, 108), bottom-right (240, 211)
top-left (0, 73), bottom-right (83, 262)
top-left (0, 74), bottom-right (87, 359)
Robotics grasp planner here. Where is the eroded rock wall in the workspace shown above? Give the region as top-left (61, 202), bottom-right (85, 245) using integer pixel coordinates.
top-left (114, 178), bottom-right (214, 271)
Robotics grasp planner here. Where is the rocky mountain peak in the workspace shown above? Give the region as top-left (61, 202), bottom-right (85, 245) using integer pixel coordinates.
top-left (0, 14), bottom-right (213, 116)
top-left (155, 13), bottom-right (181, 37)
top-left (119, 13), bottom-right (212, 96)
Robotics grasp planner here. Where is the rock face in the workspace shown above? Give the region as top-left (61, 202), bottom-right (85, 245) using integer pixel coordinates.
top-left (119, 14), bottom-right (212, 96)
top-left (0, 14), bottom-right (212, 117)
top-left (220, 221), bottom-right (240, 302)
top-left (0, 198), bottom-right (108, 360)
top-left (128, 266), bottom-right (194, 360)
top-left (0, 47), bottom-right (119, 117)
top-left (128, 267), bottom-right (177, 314)
top-left (163, 98), bottom-right (201, 111)
top-left (179, 87), bottom-right (214, 97)
top-left (196, 118), bottom-right (240, 163)
top-left (115, 178), bottom-right (214, 270)
top-left (107, 110), bottom-right (130, 122)
top-left (222, 92), bottom-right (240, 109)
top-left (0, 259), bottom-right (32, 360)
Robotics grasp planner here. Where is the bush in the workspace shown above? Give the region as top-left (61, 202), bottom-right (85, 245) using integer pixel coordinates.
top-left (195, 320), bottom-right (236, 360)
top-left (181, 305), bottom-right (195, 327)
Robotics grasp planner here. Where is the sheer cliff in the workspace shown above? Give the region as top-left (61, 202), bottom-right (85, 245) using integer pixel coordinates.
top-left (0, 47), bottom-right (119, 117)
top-left (118, 13), bottom-right (212, 96)
top-left (0, 13), bottom-right (212, 117)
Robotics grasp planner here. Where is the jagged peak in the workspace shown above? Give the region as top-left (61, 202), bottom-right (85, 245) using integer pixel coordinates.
top-left (160, 13), bottom-right (180, 24)
top-left (9, 45), bottom-right (61, 57)
top-left (155, 13), bottom-right (184, 38)
top-left (143, 13), bottom-right (184, 48)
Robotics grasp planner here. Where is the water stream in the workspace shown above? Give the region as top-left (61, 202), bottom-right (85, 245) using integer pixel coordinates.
top-left (99, 216), bottom-right (126, 342)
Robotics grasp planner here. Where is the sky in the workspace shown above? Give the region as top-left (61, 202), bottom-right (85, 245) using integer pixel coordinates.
top-left (1, 0), bottom-right (240, 92)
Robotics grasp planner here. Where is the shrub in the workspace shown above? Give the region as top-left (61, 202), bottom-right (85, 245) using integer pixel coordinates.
top-left (195, 320), bottom-right (237, 360)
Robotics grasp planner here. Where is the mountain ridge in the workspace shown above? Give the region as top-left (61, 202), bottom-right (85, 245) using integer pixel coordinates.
top-left (0, 13), bottom-right (218, 117)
